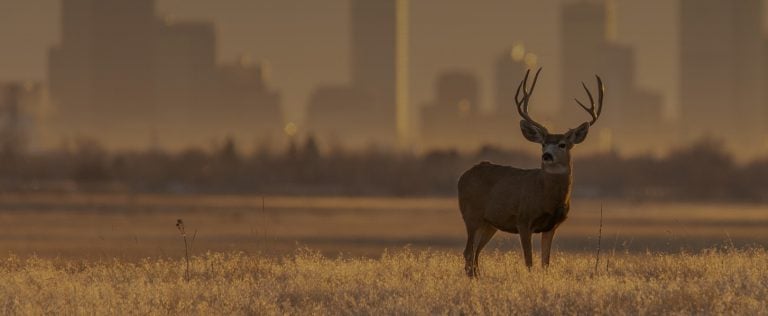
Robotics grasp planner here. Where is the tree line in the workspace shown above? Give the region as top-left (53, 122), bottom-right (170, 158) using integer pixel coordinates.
top-left (0, 137), bottom-right (766, 202)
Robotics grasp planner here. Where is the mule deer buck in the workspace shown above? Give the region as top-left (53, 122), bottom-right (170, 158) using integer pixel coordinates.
top-left (458, 68), bottom-right (604, 277)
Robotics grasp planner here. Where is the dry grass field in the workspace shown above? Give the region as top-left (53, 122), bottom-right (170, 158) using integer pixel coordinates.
top-left (1, 248), bottom-right (766, 314)
top-left (0, 193), bottom-right (766, 314)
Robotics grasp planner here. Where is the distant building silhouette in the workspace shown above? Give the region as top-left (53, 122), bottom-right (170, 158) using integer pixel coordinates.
top-left (214, 59), bottom-right (283, 144)
top-left (307, 0), bottom-right (409, 149)
top-left (351, 0), bottom-right (396, 114)
top-left (49, 0), bottom-right (156, 146)
top-left (155, 19), bottom-right (217, 145)
top-left (421, 48), bottom-right (545, 151)
top-left (305, 85), bottom-right (381, 147)
top-left (0, 83), bottom-right (47, 155)
top-left (495, 46), bottom-right (528, 118)
top-left (48, 0), bottom-right (284, 149)
top-left (421, 70), bottom-right (524, 150)
top-left (421, 71), bottom-right (480, 149)
top-left (561, 1), bottom-right (605, 120)
top-left (680, 0), bottom-right (764, 154)
top-left (560, 0), bottom-right (665, 154)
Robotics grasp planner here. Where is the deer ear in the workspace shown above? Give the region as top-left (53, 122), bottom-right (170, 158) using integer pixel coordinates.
top-left (520, 120), bottom-right (547, 143)
top-left (567, 122), bottom-right (590, 144)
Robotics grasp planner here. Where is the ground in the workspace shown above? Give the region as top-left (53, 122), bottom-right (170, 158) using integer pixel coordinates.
top-left (1, 249), bottom-right (766, 314)
top-left (0, 193), bottom-right (766, 314)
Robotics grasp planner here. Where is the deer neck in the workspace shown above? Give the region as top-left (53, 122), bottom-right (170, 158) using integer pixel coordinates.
top-left (539, 162), bottom-right (573, 202)
top-left (541, 158), bottom-right (573, 177)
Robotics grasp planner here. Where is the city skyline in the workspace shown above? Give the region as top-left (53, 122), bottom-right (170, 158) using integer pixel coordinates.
top-left (47, 0), bottom-right (284, 149)
top-left (680, 0), bottom-right (765, 156)
top-left (2, 0), bottom-right (683, 125)
top-left (306, 0), bottom-right (407, 149)
top-left (2, 0), bottom-right (768, 156)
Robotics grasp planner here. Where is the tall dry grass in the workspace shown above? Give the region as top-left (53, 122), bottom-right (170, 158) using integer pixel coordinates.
top-left (1, 247), bottom-right (766, 314)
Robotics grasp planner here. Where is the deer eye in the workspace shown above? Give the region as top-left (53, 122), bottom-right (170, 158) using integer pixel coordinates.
top-left (558, 143), bottom-right (566, 149)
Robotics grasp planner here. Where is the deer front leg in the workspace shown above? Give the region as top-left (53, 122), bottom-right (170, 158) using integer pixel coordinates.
top-left (518, 226), bottom-right (533, 269)
top-left (541, 228), bottom-right (556, 268)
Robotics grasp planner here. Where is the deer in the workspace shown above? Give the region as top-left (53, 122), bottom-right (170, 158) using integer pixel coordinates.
top-left (458, 68), bottom-right (604, 277)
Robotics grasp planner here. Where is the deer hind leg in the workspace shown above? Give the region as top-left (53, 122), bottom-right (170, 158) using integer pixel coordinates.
top-left (464, 223), bottom-right (495, 277)
top-left (473, 225), bottom-right (497, 273)
top-left (463, 227), bottom-right (477, 277)
top-left (541, 228), bottom-right (556, 268)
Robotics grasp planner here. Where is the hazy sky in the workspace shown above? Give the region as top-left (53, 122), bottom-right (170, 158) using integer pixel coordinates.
top-left (2, 0), bottom-right (761, 128)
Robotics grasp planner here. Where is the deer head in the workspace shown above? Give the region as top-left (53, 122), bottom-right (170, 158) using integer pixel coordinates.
top-left (515, 68), bottom-right (604, 174)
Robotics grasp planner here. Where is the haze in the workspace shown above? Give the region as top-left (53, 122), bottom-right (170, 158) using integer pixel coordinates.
top-left (1, 0), bottom-right (679, 123)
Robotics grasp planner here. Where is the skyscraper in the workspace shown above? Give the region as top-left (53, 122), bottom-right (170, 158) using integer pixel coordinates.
top-left (90, 0), bottom-right (156, 123)
top-left (215, 59), bottom-right (283, 145)
top-left (560, 1), bottom-right (607, 123)
top-left (49, 0), bottom-right (157, 146)
top-left (351, 0), bottom-right (396, 111)
top-left (49, 0), bottom-right (284, 149)
top-left (305, 85), bottom-right (377, 147)
top-left (680, 0), bottom-right (764, 151)
top-left (0, 82), bottom-right (47, 154)
top-left (306, 0), bottom-right (408, 149)
top-left (155, 19), bottom-right (217, 145)
top-left (495, 44), bottom-right (530, 118)
top-left (349, 0), bottom-right (409, 146)
top-left (420, 71), bottom-right (480, 149)
top-left (560, 0), bottom-right (665, 154)
top-left (48, 0), bottom-right (95, 127)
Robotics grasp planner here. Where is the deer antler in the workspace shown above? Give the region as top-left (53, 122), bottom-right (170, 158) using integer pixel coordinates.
top-left (574, 75), bottom-right (604, 126)
top-left (515, 68), bottom-right (547, 131)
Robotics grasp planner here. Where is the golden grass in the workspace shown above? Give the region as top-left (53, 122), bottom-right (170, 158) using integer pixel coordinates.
top-left (1, 248), bottom-right (766, 315)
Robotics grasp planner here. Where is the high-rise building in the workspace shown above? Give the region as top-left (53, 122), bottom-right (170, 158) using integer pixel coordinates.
top-left (349, 0), bottom-right (409, 146)
top-left (155, 19), bottom-right (217, 145)
top-left (680, 0), bottom-right (764, 151)
top-left (0, 83), bottom-right (48, 154)
top-left (560, 0), bottom-right (665, 154)
top-left (214, 59), bottom-right (283, 145)
top-left (305, 0), bottom-right (409, 149)
top-left (560, 1), bottom-right (606, 122)
top-left (351, 0), bottom-right (396, 110)
top-left (305, 85), bottom-right (378, 148)
top-left (90, 0), bottom-right (156, 123)
top-left (49, 0), bottom-right (157, 147)
top-left (49, 0), bottom-right (283, 149)
top-left (495, 44), bottom-right (531, 118)
top-left (421, 71), bottom-right (481, 149)
top-left (0, 84), bottom-right (25, 156)
top-left (48, 0), bottom-right (95, 128)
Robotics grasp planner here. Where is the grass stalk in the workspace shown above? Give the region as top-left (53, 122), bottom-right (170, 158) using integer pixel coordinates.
top-left (176, 219), bottom-right (190, 281)
top-left (593, 203), bottom-right (603, 276)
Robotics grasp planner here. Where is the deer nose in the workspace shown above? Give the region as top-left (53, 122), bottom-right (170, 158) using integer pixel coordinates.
top-left (542, 153), bottom-right (554, 162)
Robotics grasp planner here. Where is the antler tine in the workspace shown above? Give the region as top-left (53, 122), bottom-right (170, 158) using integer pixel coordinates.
top-left (573, 75), bottom-right (605, 126)
top-left (515, 68), bottom-right (546, 131)
top-left (514, 69), bottom-right (530, 109)
top-left (574, 82), bottom-right (596, 122)
top-left (595, 75), bottom-right (604, 119)
top-left (527, 67), bottom-right (542, 97)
